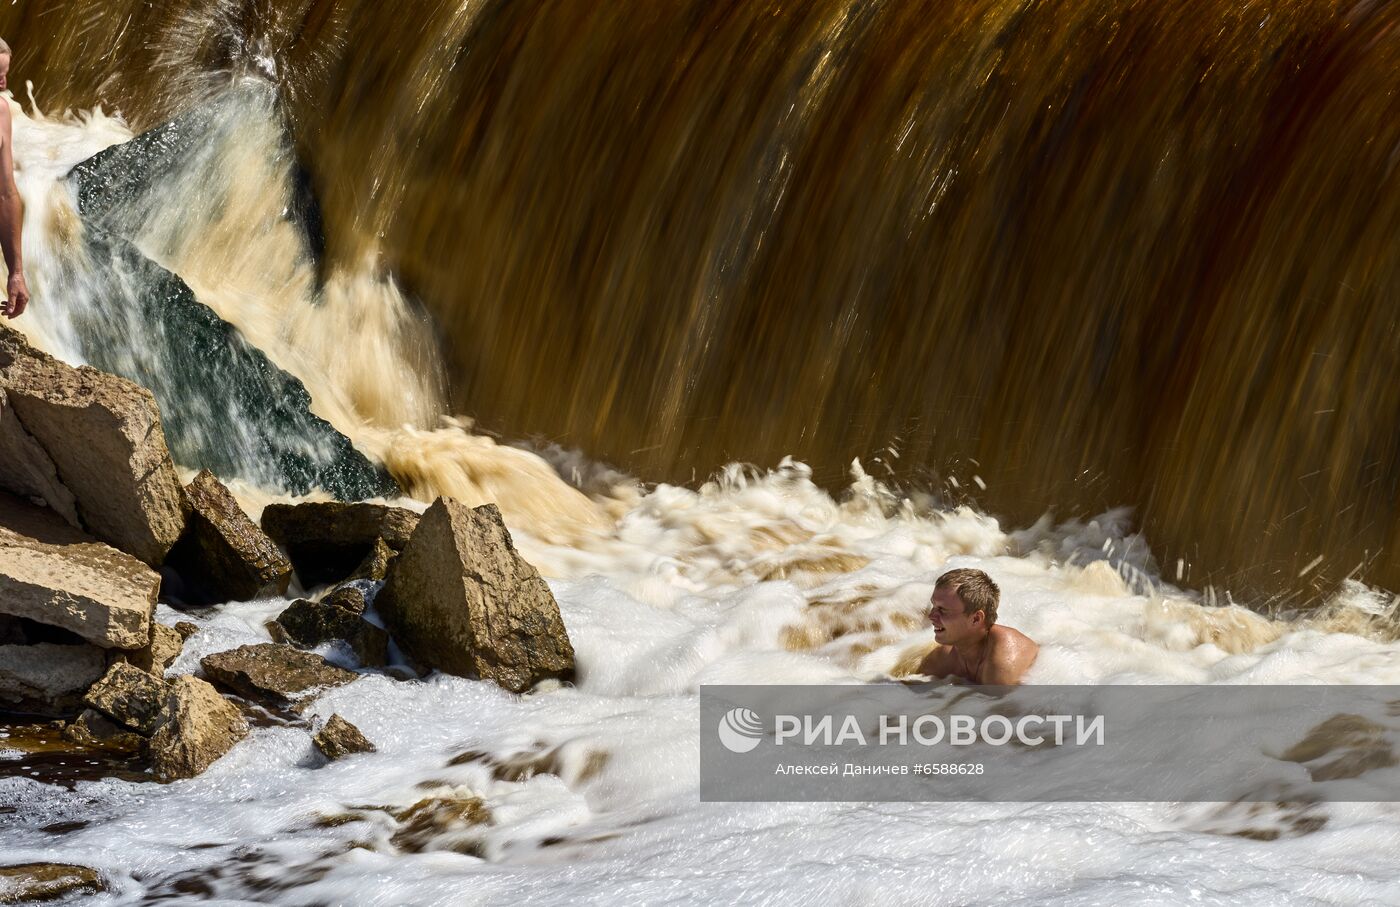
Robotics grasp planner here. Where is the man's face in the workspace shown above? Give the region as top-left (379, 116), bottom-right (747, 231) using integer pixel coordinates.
top-left (928, 585), bottom-right (984, 645)
top-left (0, 55), bottom-right (10, 93)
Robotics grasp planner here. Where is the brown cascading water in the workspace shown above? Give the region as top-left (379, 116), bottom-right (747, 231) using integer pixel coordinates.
top-left (2, 0), bottom-right (1398, 606)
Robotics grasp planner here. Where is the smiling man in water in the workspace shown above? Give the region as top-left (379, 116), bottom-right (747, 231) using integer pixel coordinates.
top-left (917, 567), bottom-right (1039, 684)
top-left (0, 38), bottom-right (29, 319)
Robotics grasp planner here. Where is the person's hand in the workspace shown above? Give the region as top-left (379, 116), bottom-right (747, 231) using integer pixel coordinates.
top-left (4, 270), bottom-right (28, 318)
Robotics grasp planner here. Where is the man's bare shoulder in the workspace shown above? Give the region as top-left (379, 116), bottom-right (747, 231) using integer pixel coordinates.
top-left (915, 644), bottom-right (955, 677)
top-left (984, 625), bottom-right (1039, 684)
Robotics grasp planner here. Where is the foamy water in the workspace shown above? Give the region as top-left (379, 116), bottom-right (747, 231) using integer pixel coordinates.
top-left (5, 88), bottom-right (1400, 905)
top-left (6, 463), bottom-right (1400, 903)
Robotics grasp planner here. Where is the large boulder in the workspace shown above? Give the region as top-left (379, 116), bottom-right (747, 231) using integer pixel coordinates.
top-left (165, 470), bottom-right (292, 604)
top-left (200, 643), bottom-right (357, 705)
top-left (377, 499), bottom-right (575, 693)
top-left (147, 675), bottom-right (249, 780)
top-left (83, 662), bottom-right (170, 734)
top-left (261, 501), bottom-right (419, 586)
top-left (0, 389), bottom-right (79, 526)
top-left (0, 643), bottom-right (107, 717)
top-left (64, 87), bottom-right (399, 502)
top-left (0, 491), bottom-right (158, 649)
top-left (272, 586), bottom-right (389, 666)
top-left (0, 323), bottom-right (186, 566)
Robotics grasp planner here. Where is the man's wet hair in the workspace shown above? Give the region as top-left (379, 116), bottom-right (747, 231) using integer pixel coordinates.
top-left (935, 568), bottom-right (1000, 626)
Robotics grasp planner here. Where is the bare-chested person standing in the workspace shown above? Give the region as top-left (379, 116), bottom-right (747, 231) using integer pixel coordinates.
top-left (0, 38), bottom-right (29, 320)
top-left (917, 568), bottom-right (1038, 684)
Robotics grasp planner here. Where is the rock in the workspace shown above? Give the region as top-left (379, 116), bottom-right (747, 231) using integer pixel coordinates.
top-left (200, 643), bottom-right (357, 704)
top-left (147, 675), bottom-right (249, 780)
top-left (83, 662), bottom-right (170, 734)
top-left (113, 622), bottom-right (184, 675)
top-left (313, 714), bottom-right (376, 760)
top-left (165, 470), bottom-right (292, 604)
top-left (0, 863), bottom-right (105, 903)
top-left (273, 586), bottom-right (389, 667)
top-left (347, 537), bottom-right (396, 581)
top-left (0, 323), bottom-right (186, 566)
top-left (0, 643), bottom-right (107, 717)
top-left (261, 501), bottom-right (419, 586)
top-left (377, 499), bottom-right (575, 693)
top-left (62, 708), bottom-right (143, 751)
top-left (67, 100), bottom-right (400, 502)
top-left (174, 621), bottom-right (200, 640)
top-left (389, 796), bottom-right (490, 853)
top-left (0, 491), bottom-right (159, 649)
top-left (0, 389), bottom-right (80, 526)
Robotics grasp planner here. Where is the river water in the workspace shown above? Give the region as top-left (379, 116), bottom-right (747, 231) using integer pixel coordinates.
top-left (2, 12), bottom-right (1400, 903)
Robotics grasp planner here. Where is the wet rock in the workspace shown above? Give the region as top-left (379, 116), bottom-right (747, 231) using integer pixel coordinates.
top-left (62, 708), bottom-right (143, 751)
top-left (0, 490), bottom-right (159, 649)
top-left (0, 643), bottom-right (107, 718)
top-left (200, 643), bottom-right (357, 705)
top-left (377, 499), bottom-right (575, 693)
top-left (147, 675), bottom-right (249, 781)
top-left (347, 537), bottom-right (396, 582)
top-left (0, 389), bottom-right (79, 526)
top-left (389, 796), bottom-right (490, 854)
top-left (67, 102), bottom-right (400, 502)
top-left (174, 621), bottom-right (200, 640)
top-left (165, 470), bottom-right (292, 605)
top-left (83, 662), bottom-right (170, 734)
top-left (313, 714), bottom-right (376, 760)
top-left (0, 323), bottom-right (187, 566)
top-left (261, 501), bottom-right (419, 586)
top-left (0, 863), bottom-right (105, 903)
top-left (272, 586), bottom-right (390, 667)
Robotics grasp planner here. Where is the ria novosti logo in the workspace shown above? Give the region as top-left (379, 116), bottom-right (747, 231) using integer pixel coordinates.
top-left (717, 707), bottom-right (764, 753)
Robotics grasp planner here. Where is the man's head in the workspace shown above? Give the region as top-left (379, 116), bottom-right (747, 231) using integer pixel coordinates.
top-left (928, 567), bottom-right (1000, 645)
top-left (0, 39), bottom-right (11, 93)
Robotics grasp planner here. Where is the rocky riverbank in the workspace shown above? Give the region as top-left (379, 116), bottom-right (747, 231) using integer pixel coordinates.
top-left (0, 322), bottom-right (575, 899)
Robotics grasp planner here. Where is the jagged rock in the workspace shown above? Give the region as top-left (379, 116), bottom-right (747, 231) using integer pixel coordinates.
top-left (272, 587), bottom-right (389, 666)
top-left (0, 389), bottom-right (79, 526)
top-left (174, 621), bottom-right (200, 640)
top-left (347, 537), bottom-right (396, 582)
top-left (377, 499), bottom-right (575, 693)
top-left (201, 643), bottom-right (357, 704)
top-left (110, 623), bottom-right (184, 675)
top-left (65, 88), bottom-right (399, 502)
top-left (62, 708), bottom-right (143, 751)
top-left (147, 675), bottom-right (249, 781)
top-left (83, 662), bottom-right (170, 734)
top-left (0, 643), bottom-right (107, 717)
top-left (261, 501), bottom-right (419, 586)
top-left (165, 470), bottom-right (292, 604)
top-left (0, 323), bottom-right (186, 566)
top-left (0, 863), bottom-right (106, 903)
top-left (0, 491), bottom-right (159, 649)
top-left (313, 714), bottom-right (376, 760)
